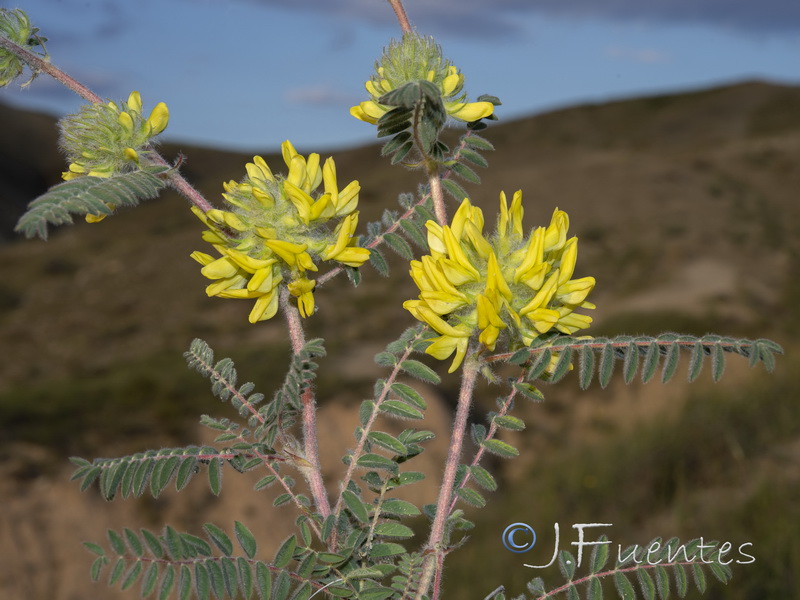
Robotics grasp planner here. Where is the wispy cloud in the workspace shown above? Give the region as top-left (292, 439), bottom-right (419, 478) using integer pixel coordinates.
top-left (247, 0), bottom-right (800, 37)
top-left (604, 46), bottom-right (670, 64)
top-left (284, 84), bottom-right (361, 107)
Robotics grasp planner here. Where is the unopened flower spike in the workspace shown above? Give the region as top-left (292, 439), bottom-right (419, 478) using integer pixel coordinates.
top-left (350, 32), bottom-right (494, 126)
top-left (404, 192), bottom-right (596, 372)
top-left (0, 9), bottom-right (48, 88)
top-left (192, 141), bottom-right (370, 323)
top-left (58, 91), bottom-right (169, 221)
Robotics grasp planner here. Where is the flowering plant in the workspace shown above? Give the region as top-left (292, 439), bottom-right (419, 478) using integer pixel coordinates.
top-left (0, 3), bottom-right (784, 600)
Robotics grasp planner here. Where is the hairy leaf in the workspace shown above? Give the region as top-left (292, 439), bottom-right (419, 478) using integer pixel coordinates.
top-left (15, 166), bottom-right (170, 239)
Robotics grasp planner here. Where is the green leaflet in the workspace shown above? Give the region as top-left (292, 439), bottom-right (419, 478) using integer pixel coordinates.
top-left (15, 166), bottom-right (170, 239)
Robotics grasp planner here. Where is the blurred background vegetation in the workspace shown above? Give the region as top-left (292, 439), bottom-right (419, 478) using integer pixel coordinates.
top-left (0, 80), bottom-right (798, 599)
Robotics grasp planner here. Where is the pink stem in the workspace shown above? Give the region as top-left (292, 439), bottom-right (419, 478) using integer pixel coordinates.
top-left (386, 0), bottom-right (413, 33)
top-left (416, 348), bottom-right (480, 599)
top-left (279, 288), bottom-right (331, 518)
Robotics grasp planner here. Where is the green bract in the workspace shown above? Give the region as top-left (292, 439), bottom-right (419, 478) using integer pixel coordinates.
top-left (0, 8), bottom-right (47, 87)
top-left (59, 91), bottom-right (169, 183)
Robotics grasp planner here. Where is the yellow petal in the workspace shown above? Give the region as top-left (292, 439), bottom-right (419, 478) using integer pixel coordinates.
top-left (190, 251), bottom-right (215, 266)
top-left (350, 101), bottom-right (385, 124)
top-left (322, 158), bottom-right (338, 200)
top-left (365, 80), bottom-right (382, 98)
top-left (127, 91), bottom-right (142, 113)
top-left (450, 198), bottom-right (479, 240)
top-left (524, 307), bottom-right (561, 333)
top-left (556, 276), bottom-right (595, 305)
top-left (201, 257), bottom-right (239, 279)
top-left (146, 102), bottom-right (169, 135)
top-left (420, 290), bottom-right (469, 314)
top-left (519, 270), bottom-right (560, 315)
top-left (287, 277), bottom-right (316, 295)
top-left (206, 274), bottom-right (247, 297)
top-left (287, 155), bottom-right (307, 188)
top-left (247, 267), bottom-right (278, 293)
top-left (350, 104), bottom-right (376, 124)
top-left (425, 221), bottom-right (447, 256)
top-left (297, 251), bottom-right (318, 272)
top-left (439, 257), bottom-right (478, 286)
top-left (215, 287), bottom-right (262, 299)
top-left (443, 226), bottom-right (480, 279)
top-left (118, 111), bottom-right (134, 133)
top-left (309, 193), bottom-right (332, 222)
top-left (123, 147), bottom-right (139, 162)
top-left (421, 255), bottom-right (461, 296)
top-left (554, 312), bottom-right (593, 334)
top-left (224, 249), bottom-right (276, 273)
top-left (334, 181), bottom-right (360, 216)
top-left (283, 181), bottom-right (314, 224)
top-left (464, 221), bottom-right (493, 258)
top-left (514, 227), bottom-right (545, 283)
top-left (305, 153), bottom-right (322, 192)
top-left (329, 246), bottom-right (370, 267)
top-left (281, 140), bottom-right (299, 169)
top-left (445, 101), bottom-right (494, 122)
top-left (297, 291), bottom-right (315, 317)
top-left (265, 239), bottom-right (308, 267)
top-left (477, 293), bottom-right (506, 329)
top-left (544, 209), bottom-right (569, 251)
top-left (404, 301), bottom-right (470, 338)
top-left (557, 238), bottom-right (578, 284)
top-left (486, 251), bottom-right (513, 300)
top-left (442, 70), bottom-right (462, 96)
top-left (426, 334), bottom-right (470, 373)
top-left (255, 226), bottom-right (278, 239)
top-left (248, 291), bottom-right (279, 323)
top-left (252, 155), bottom-right (274, 182)
top-left (252, 187), bottom-right (274, 207)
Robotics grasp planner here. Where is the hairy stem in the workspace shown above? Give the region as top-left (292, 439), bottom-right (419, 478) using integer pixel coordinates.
top-left (280, 288), bottom-right (331, 518)
top-left (0, 34), bottom-right (215, 214)
top-left (386, 0), bottom-right (413, 34)
top-left (427, 166), bottom-right (447, 226)
top-left (447, 374), bottom-right (522, 516)
top-left (417, 347), bottom-right (480, 600)
top-left (0, 35), bottom-right (102, 102)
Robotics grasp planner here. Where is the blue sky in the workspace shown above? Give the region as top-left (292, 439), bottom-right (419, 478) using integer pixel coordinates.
top-left (2, 0), bottom-right (799, 153)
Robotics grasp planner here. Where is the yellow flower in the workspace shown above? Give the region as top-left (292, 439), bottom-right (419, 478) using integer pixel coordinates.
top-left (57, 91), bottom-right (170, 222)
top-left (192, 141), bottom-right (370, 321)
top-left (404, 192), bottom-right (596, 372)
top-left (350, 34), bottom-right (494, 126)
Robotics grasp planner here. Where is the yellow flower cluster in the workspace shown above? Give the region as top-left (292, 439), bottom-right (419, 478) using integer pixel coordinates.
top-left (404, 193), bottom-right (596, 372)
top-left (350, 34), bottom-right (493, 125)
top-left (351, 64), bottom-right (494, 125)
top-left (61, 91), bottom-right (169, 182)
top-left (191, 141), bottom-right (370, 323)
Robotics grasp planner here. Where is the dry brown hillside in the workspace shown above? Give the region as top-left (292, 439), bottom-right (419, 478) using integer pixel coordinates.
top-left (0, 80), bottom-right (799, 599)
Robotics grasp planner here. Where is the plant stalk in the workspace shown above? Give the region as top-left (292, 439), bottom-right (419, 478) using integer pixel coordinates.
top-left (416, 347), bottom-right (480, 599)
top-left (280, 288), bottom-right (331, 518)
top-left (427, 166), bottom-right (448, 226)
top-left (386, 0), bottom-right (413, 34)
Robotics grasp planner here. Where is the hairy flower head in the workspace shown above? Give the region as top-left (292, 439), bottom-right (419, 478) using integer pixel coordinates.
top-left (58, 91), bottom-right (169, 221)
top-left (404, 193), bottom-right (596, 372)
top-left (350, 33), bottom-right (494, 125)
top-left (0, 9), bottom-right (46, 88)
top-left (191, 141), bottom-right (370, 323)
